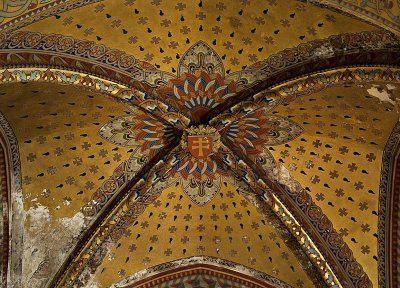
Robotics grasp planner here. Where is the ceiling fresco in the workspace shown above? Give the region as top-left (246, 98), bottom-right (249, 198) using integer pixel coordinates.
top-left (0, 81), bottom-right (146, 287)
top-left (0, 1), bottom-right (400, 288)
top-left (21, 0), bottom-right (376, 73)
top-left (269, 77), bottom-right (400, 285)
top-left (0, 0), bottom-right (102, 31)
top-left (89, 184), bottom-right (318, 288)
top-left (1, 0), bottom-right (399, 35)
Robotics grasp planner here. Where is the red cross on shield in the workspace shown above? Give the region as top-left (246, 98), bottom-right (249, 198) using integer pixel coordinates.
top-left (188, 136), bottom-right (213, 160)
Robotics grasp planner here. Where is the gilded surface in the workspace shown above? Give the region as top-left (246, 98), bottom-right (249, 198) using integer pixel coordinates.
top-left (90, 183), bottom-right (315, 288)
top-left (0, 82), bottom-right (138, 286)
top-left (0, 82), bottom-right (136, 216)
top-left (0, 0), bottom-right (399, 288)
top-left (269, 79), bottom-right (400, 286)
top-left (22, 0), bottom-right (376, 73)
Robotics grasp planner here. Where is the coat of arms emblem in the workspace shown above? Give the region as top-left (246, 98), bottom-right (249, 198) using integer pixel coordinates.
top-left (181, 125), bottom-right (221, 161)
top-left (187, 135), bottom-right (213, 160)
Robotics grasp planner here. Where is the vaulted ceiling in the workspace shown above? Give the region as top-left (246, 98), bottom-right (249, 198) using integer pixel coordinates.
top-left (1, 1), bottom-right (400, 288)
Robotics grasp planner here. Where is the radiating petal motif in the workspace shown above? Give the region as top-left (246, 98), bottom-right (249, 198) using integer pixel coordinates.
top-left (98, 107), bottom-right (176, 159)
top-left (210, 91), bottom-right (282, 129)
top-left (220, 108), bottom-right (303, 159)
top-left (117, 89), bottom-right (191, 129)
top-left (170, 150), bottom-right (228, 181)
top-left (168, 149), bottom-right (230, 206)
top-left (96, 41), bottom-right (303, 209)
top-left (157, 70), bottom-right (236, 122)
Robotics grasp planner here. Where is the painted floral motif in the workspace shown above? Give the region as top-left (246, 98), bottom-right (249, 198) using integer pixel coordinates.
top-left (0, 0), bottom-right (51, 24)
top-left (98, 107), bottom-right (176, 159)
top-left (99, 41), bottom-right (303, 206)
top-left (221, 108), bottom-right (304, 157)
top-left (157, 71), bottom-right (236, 122)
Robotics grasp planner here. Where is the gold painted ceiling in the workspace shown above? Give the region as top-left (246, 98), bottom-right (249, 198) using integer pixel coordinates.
top-left (22, 0), bottom-right (375, 73)
top-left (0, 1), bottom-right (400, 288)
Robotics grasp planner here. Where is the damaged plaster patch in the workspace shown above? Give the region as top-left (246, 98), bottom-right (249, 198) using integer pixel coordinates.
top-left (22, 208), bottom-right (89, 288)
top-left (26, 204), bottom-right (50, 232)
top-left (58, 212), bottom-right (86, 238)
top-left (83, 274), bottom-right (102, 288)
top-left (313, 44), bottom-right (334, 57)
top-left (41, 188), bottom-right (50, 198)
top-left (273, 163), bottom-right (302, 193)
top-left (387, 83), bottom-right (396, 90)
top-left (63, 197), bottom-right (72, 206)
top-left (85, 278), bottom-right (101, 288)
top-left (367, 84), bottom-right (400, 119)
top-left (367, 84), bottom-right (397, 105)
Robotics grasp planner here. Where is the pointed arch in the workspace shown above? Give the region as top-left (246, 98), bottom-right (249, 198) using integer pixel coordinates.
top-left (112, 257), bottom-right (294, 288)
top-left (378, 122), bottom-right (400, 287)
top-left (0, 112), bottom-right (23, 288)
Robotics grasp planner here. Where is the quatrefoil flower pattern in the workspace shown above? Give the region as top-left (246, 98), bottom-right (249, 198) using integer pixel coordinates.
top-left (99, 41), bottom-right (303, 205)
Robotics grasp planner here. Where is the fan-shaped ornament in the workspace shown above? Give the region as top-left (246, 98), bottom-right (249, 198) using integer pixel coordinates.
top-left (98, 41), bottom-right (303, 206)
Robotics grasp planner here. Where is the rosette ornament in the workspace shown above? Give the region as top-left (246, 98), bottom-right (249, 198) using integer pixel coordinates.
top-left (99, 41), bottom-right (303, 205)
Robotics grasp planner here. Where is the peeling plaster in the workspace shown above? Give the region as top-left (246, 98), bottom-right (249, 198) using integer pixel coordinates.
top-left (26, 204), bottom-right (50, 232)
top-left (313, 44), bottom-right (335, 57)
top-left (367, 84), bottom-right (400, 119)
top-left (58, 212), bottom-right (86, 239)
top-left (63, 198), bottom-right (71, 206)
top-left (274, 163), bottom-right (301, 193)
top-left (22, 206), bottom-right (89, 288)
top-left (367, 84), bottom-right (397, 105)
top-left (83, 274), bottom-right (101, 288)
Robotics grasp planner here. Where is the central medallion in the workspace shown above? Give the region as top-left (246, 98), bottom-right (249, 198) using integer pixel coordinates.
top-left (176, 125), bottom-right (224, 206)
top-left (98, 41), bottom-right (304, 207)
top-left (181, 125), bottom-right (221, 161)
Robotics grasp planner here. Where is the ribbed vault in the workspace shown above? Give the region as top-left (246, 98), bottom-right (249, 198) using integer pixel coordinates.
top-left (1, 1), bottom-right (400, 288)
